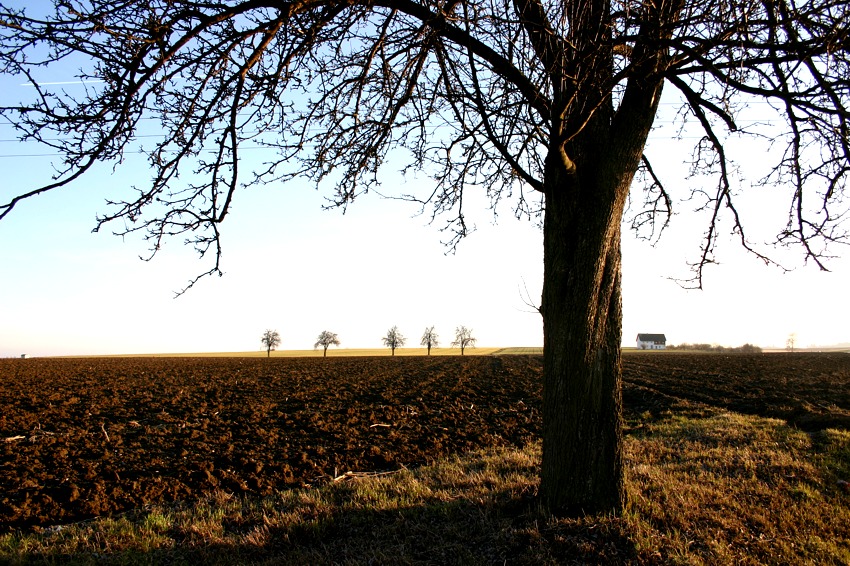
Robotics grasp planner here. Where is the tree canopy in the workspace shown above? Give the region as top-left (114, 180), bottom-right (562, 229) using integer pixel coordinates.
top-left (1, 1), bottom-right (846, 287)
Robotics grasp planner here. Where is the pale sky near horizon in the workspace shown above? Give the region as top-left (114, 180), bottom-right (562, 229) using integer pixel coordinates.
top-left (1, 20), bottom-right (848, 357)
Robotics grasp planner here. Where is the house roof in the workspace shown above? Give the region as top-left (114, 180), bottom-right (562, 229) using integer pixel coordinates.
top-left (636, 333), bottom-right (667, 342)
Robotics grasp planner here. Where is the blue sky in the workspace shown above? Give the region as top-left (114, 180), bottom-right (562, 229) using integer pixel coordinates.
top-left (1, 36), bottom-right (848, 356)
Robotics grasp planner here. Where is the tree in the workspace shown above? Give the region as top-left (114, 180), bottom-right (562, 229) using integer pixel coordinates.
top-left (382, 326), bottom-right (406, 356)
top-left (451, 326), bottom-right (477, 356)
top-left (786, 333), bottom-right (797, 352)
top-left (261, 329), bottom-right (281, 358)
top-left (420, 326), bottom-right (439, 355)
top-left (1, 1), bottom-right (847, 516)
top-left (314, 330), bottom-right (340, 357)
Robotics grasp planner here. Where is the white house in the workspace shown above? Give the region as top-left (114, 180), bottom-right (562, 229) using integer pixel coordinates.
top-left (636, 333), bottom-right (667, 350)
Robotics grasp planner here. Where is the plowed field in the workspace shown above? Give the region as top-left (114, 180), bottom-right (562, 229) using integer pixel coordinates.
top-left (1, 352), bottom-right (848, 533)
top-left (624, 351), bottom-right (850, 430)
top-left (0, 356), bottom-right (542, 533)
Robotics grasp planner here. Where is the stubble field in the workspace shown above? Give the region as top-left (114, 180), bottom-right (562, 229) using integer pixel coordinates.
top-left (1, 352), bottom-right (848, 535)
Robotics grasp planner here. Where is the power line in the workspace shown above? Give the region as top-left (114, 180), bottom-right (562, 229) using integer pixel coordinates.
top-left (0, 145), bottom-right (271, 158)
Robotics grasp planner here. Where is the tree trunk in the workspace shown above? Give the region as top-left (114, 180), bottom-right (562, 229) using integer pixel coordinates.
top-left (536, 12), bottom-right (668, 508)
top-left (539, 144), bottom-right (629, 515)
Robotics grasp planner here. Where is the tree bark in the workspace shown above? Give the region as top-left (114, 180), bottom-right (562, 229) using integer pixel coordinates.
top-left (536, 0), bottom-right (672, 512)
top-left (539, 141), bottom-right (629, 515)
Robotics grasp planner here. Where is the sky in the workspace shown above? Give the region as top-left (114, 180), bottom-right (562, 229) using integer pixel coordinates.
top-left (1, 27), bottom-right (849, 357)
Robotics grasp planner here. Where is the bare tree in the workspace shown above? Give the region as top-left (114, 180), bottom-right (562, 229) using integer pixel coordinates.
top-left (261, 329), bottom-right (281, 358)
top-left (382, 326), bottom-right (406, 356)
top-left (451, 326), bottom-right (477, 356)
top-left (314, 330), bottom-right (340, 357)
top-left (786, 333), bottom-right (797, 353)
top-left (1, 0), bottom-right (847, 515)
top-left (420, 326), bottom-right (439, 355)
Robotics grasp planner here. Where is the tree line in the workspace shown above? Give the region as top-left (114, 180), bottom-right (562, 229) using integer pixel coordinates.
top-left (260, 326), bottom-right (477, 357)
top-left (667, 343), bottom-right (763, 353)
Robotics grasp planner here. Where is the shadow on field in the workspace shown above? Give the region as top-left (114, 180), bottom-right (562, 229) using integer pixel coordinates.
top-left (621, 381), bottom-right (719, 428)
top-left (622, 382), bottom-right (682, 421)
top-left (622, 376), bottom-right (850, 432)
top-left (622, 353), bottom-right (850, 432)
top-left (225, 495), bottom-right (636, 564)
top-left (27, 487), bottom-right (643, 565)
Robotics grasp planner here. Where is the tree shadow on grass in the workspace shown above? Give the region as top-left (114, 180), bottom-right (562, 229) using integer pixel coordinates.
top-left (203, 496), bottom-right (636, 564)
top-left (622, 376), bottom-right (850, 433)
top-left (622, 381), bottom-right (717, 427)
top-left (622, 353), bottom-right (850, 433)
top-left (5, 452), bottom-right (651, 565)
top-left (218, 494), bottom-right (639, 565)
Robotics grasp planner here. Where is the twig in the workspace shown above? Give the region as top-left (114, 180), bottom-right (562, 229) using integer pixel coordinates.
top-left (101, 424), bottom-right (110, 443)
top-left (332, 467), bottom-right (408, 483)
top-left (369, 423), bottom-right (391, 428)
top-left (3, 435), bottom-right (25, 443)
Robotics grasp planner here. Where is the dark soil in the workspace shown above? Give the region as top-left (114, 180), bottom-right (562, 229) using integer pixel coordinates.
top-left (0, 356), bottom-right (542, 533)
top-left (623, 351), bottom-right (850, 430)
top-left (1, 352), bottom-right (848, 533)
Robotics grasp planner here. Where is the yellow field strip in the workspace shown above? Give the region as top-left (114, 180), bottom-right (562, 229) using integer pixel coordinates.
top-left (493, 347), bottom-right (544, 355)
top-left (52, 347), bottom-right (849, 359)
top-left (91, 347), bottom-right (511, 358)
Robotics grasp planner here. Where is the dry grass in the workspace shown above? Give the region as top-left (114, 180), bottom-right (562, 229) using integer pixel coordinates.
top-left (2, 407), bottom-right (849, 565)
top-left (625, 411), bottom-right (850, 564)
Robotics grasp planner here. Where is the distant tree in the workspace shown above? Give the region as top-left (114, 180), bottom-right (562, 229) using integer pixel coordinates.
top-left (261, 329), bottom-right (281, 358)
top-left (420, 326), bottom-right (439, 356)
top-left (382, 326), bottom-right (406, 356)
top-left (786, 334), bottom-right (797, 352)
top-left (671, 342), bottom-right (762, 353)
top-left (314, 331), bottom-right (340, 357)
top-left (451, 326), bottom-right (477, 356)
top-left (669, 343), bottom-right (715, 351)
